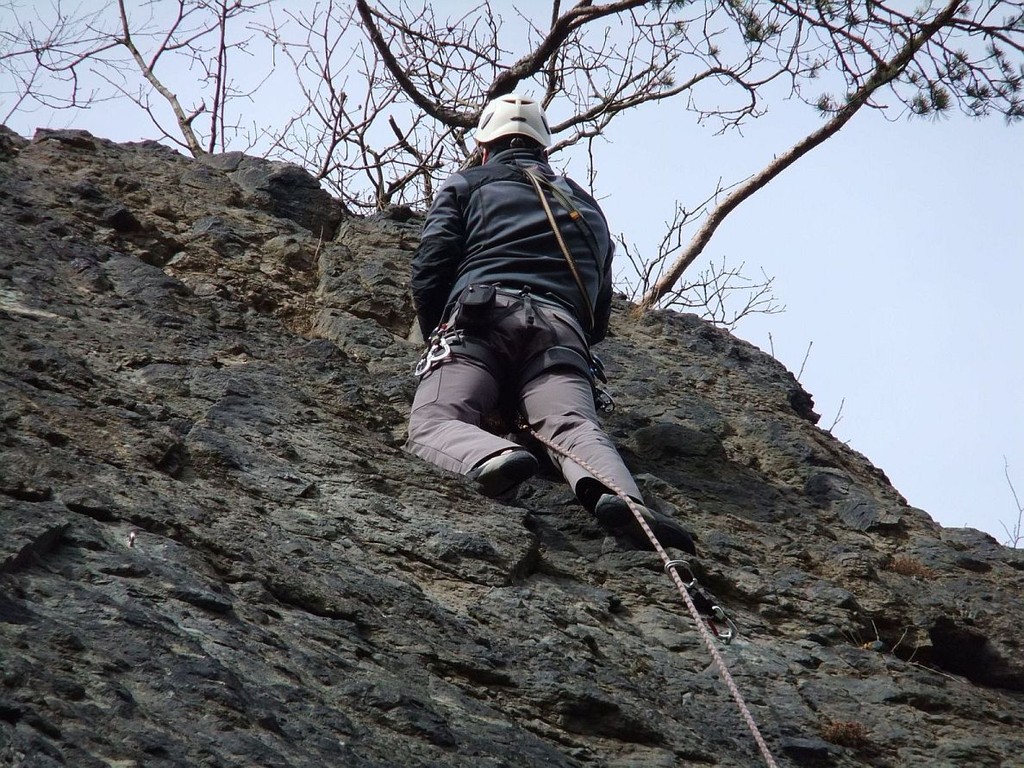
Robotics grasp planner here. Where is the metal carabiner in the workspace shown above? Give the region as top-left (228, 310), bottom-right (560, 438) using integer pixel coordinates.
top-left (430, 335), bottom-right (452, 364)
top-left (695, 597), bottom-right (738, 644)
top-left (707, 605), bottom-right (739, 644)
top-left (414, 334), bottom-right (452, 377)
top-left (665, 558), bottom-right (697, 584)
top-left (594, 386), bottom-right (615, 413)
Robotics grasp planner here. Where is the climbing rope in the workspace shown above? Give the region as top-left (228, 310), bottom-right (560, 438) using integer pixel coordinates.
top-left (520, 420), bottom-right (780, 768)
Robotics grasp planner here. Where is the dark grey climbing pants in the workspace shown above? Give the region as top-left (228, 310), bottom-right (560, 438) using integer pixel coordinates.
top-left (405, 293), bottom-right (642, 504)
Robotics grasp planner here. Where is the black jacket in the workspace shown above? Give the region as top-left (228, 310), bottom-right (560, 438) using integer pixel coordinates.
top-left (410, 148), bottom-right (614, 343)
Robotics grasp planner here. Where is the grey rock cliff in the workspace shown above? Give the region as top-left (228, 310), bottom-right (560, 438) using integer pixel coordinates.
top-left (1, 126), bottom-right (1022, 768)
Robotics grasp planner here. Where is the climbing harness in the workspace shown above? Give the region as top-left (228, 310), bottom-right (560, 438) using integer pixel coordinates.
top-left (415, 287), bottom-right (614, 416)
top-left (519, 417), bottom-right (780, 768)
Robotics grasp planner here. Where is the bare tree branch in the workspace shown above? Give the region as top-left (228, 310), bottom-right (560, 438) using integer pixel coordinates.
top-left (354, 0), bottom-right (474, 127)
top-left (115, 0), bottom-right (205, 156)
top-left (1, 0), bottom-right (272, 156)
top-left (1002, 457), bottom-right (1023, 548)
top-left (637, 0), bottom-right (964, 311)
top-left (486, 0), bottom-right (651, 99)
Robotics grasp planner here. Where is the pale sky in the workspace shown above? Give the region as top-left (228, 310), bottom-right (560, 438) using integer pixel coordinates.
top-left (2, 1), bottom-right (1021, 543)
top-left (586, 98), bottom-right (1023, 544)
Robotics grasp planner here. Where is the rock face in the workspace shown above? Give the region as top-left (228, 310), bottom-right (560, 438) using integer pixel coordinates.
top-left (1, 126), bottom-right (1022, 768)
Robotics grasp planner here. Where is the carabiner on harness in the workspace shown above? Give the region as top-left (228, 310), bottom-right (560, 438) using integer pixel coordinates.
top-left (414, 329), bottom-right (453, 377)
top-left (593, 386), bottom-right (615, 413)
top-left (665, 559), bottom-right (739, 644)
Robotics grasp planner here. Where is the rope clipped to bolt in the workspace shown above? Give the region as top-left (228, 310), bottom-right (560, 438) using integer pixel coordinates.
top-left (519, 418), bottom-right (780, 768)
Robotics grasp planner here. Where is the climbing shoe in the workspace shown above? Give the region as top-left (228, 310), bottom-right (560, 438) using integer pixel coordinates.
top-left (593, 493), bottom-right (696, 555)
top-left (468, 450), bottom-right (539, 498)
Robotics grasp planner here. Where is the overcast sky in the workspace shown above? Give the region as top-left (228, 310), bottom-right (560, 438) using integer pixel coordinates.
top-left (2, 0), bottom-right (1020, 543)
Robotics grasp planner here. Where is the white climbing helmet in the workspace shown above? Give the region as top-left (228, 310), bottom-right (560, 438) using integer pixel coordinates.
top-left (475, 93), bottom-right (552, 148)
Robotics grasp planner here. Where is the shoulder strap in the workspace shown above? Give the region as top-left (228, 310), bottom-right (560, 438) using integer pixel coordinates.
top-left (521, 166), bottom-right (597, 333)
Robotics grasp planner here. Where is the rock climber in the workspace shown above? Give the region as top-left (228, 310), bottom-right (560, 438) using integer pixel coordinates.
top-left (405, 93), bottom-right (694, 555)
